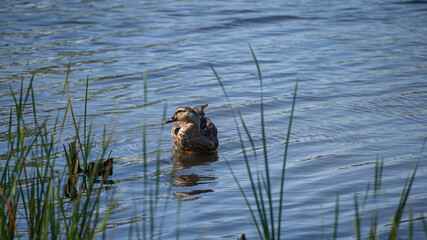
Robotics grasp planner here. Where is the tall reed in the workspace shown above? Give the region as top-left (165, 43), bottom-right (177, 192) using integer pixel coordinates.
top-left (132, 71), bottom-right (179, 240)
top-left (211, 45), bottom-right (298, 240)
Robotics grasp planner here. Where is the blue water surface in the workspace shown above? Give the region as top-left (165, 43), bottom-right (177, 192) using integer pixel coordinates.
top-left (1, 0), bottom-right (426, 239)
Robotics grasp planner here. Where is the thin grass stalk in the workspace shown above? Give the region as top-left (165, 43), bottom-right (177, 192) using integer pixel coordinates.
top-left (1, 115), bottom-right (13, 236)
top-left (23, 65), bottom-right (37, 105)
top-left (223, 155), bottom-right (264, 240)
top-left (88, 159), bottom-right (112, 238)
top-left (19, 167), bottom-right (31, 235)
top-left (77, 179), bottom-right (92, 238)
top-left (29, 67), bottom-right (45, 152)
top-left (362, 182), bottom-right (371, 209)
top-left (0, 184), bottom-right (17, 235)
top-left (354, 195), bottom-right (361, 240)
top-left (91, 166), bottom-right (115, 238)
top-left (333, 195), bottom-right (339, 240)
top-left (142, 70), bottom-right (149, 240)
top-left (5, 107), bottom-right (13, 170)
top-left (367, 159), bottom-right (384, 240)
top-left (421, 137), bottom-right (426, 154)
top-left (78, 75), bottom-right (115, 238)
top-left (59, 170), bottom-right (70, 234)
top-left (84, 75), bottom-right (90, 166)
top-left (176, 195), bottom-right (182, 240)
top-left (210, 63), bottom-right (265, 239)
top-left (277, 76), bottom-right (298, 240)
top-left (421, 211), bottom-right (427, 238)
top-left (388, 162), bottom-right (418, 240)
top-left (60, 66), bottom-right (71, 139)
top-left (369, 209), bottom-right (379, 240)
top-left (256, 173), bottom-right (270, 239)
top-left (209, 63), bottom-right (258, 159)
top-left (79, 138), bottom-right (106, 238)
top-left (149, 174), bottom-right (155, 238)
top-left (409, 202), bottom-right (413, 240)
top-left (237, 110), bottom-right (258, 161)
top-left (51, 162), bottom-right (62, 239)
top-left (68, 192), bottom-right (81, 239)
top-left (237, 113), bottom-right (267, 236)
top-left (44, 177), bottom-right (55, 239)
top-left (129, 200), bottom-right (137, 240)
top-left (85, 147), bottom-right (109, 236)
top-left (374, 158), bottom-right (383, 205)
top-left (21, 157), bottom-right (32, 235)
top-left (158, 122), bottom-right (176, 240)
top-left (21, 140), bottom-right (32, 231)
top-left (152, 102), bottom-right (168, 240)
top-left (249, 45), bottom-right (275, 240)
top-left (66, 76), bottom-right (86, 168)
top-left (39, 157), bottom-right (53, 237)
top-left (84, 75), bottom-right (89, 143)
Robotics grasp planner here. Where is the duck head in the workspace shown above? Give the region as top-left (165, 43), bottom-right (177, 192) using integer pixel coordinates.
top-left (163, 106), bottom-right (201, 130)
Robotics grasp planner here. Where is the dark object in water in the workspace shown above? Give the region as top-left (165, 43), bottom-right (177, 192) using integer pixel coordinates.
top-left (238, 233), bottom-right (246, 240)
top-left (62, 142), bottom-right (114, 199)
top-left (63, 141), bottom-right (81, 199)
top-left (86, 156), bottom-right (114, 177)
top-left (63, 141), bottom-right (82, 174)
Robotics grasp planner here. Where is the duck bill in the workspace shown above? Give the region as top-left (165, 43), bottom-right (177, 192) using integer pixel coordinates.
top-left (162, 117), bottom-right (177, 124)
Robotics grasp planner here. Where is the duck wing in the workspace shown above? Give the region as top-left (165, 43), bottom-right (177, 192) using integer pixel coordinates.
top-left (200, 117), bottom-right (218, 148)
top-left (193, 104), bottom-right (209, 129)
top-left (192, 104), bottom-right (208, 118)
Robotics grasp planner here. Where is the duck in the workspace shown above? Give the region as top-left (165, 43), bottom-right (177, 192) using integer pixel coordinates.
top-left (163, 104), bottom-right (218, 152)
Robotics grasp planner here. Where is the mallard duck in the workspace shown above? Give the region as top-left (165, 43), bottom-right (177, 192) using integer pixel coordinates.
top-left (163, 104), bottom-right (218, 152)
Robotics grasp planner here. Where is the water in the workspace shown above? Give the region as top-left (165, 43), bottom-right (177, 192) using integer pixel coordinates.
top-left (1, 0), bottom-right (426, 239)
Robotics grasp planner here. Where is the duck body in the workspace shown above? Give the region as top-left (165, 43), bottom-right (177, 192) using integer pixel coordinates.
top-left (164, 104), bottom-right (218, 152)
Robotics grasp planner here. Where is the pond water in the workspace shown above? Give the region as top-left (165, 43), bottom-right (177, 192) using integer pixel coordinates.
top-left (1, 0), bottom-right (426, 239)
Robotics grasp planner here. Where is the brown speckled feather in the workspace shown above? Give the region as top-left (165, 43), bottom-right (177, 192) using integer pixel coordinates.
top-left (169, 104), bottom-right (218, 152)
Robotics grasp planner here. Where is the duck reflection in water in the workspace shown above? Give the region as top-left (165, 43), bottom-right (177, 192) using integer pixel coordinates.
top-left (170, 150), bottom-right (218, 201)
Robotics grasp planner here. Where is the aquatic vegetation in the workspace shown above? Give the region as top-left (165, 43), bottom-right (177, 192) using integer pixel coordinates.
top-left (137, 73), bottom-right (179, 240)
top-left (211, 46), bottom-right (425, 240)
top-left (0, 68), bottom-right (116, 239)
top-left (211, 45), bottom-right (298, 240)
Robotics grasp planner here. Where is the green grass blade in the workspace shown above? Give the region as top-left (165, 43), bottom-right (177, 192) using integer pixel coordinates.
top-left (211, 63), bottom-right (265, 239)
top-left (421, 137), bottom-right (426, 154)
top-left (249, 44), bottom-right (275, 239)
top-left (277, 76), bottom-right (298, 240)
top-left (354, 195), bottom-right (361, 240)
top-left (333, 194), bottom-right (339, 240)
top-left (84, 75), bottom-right (89, 165)
top-left (409, 202), bottom-right (413, 240)
top-left (388, 162), bottom-right (418, 240)
top-left (421, 211), bottom-right (427, 238)
top-left (65, 72), bottom-right (86, 168)
top-left (223, 156), bottom-right (265, 240)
